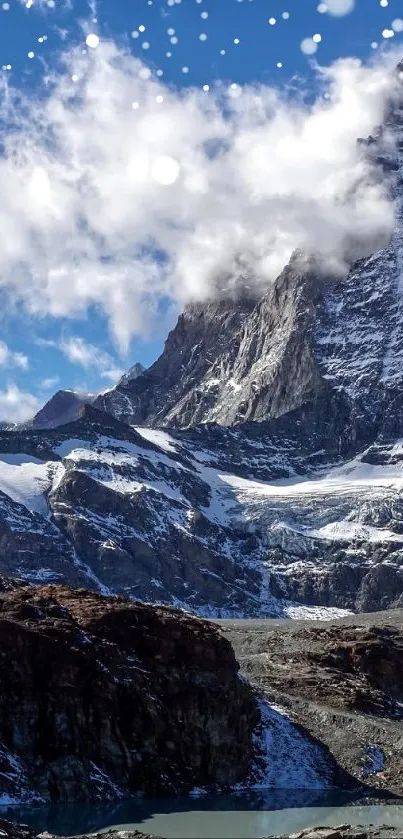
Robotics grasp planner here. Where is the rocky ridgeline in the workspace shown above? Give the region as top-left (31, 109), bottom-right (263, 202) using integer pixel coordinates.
top-left (275, 829), bottom-right (403, 839)
top-left (0, 584), bottom-right (258, 802)
top-left (1, 820), bottom-right (403, 839)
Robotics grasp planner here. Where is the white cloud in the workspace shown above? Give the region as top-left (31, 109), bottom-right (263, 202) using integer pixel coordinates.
top-left (59, 336), bottom-right (122, 382)
top-left (0, 41), bottom-right (399, 350)
top-left (60, 336), bottom-right (107, 368)
top-left (0, 385), bottom-right (40, 422)
top-left (40, 375), bottom-right (60, 389)
top-left (0, 341), bottom-right (28, 369)
top-left (100, 367), bottom-right (125, 383)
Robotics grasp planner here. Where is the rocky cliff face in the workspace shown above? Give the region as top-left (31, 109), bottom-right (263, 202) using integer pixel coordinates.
top-left (96, 296), bottom-right (257, 428)
top-left (0, 584), bottom-right (258, 803)
top-left (95, 260), bottom-right (326, 429)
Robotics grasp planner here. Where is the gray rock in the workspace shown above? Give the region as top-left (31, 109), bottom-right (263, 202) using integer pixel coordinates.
top-left (26, 391), bottom-right (96, 431)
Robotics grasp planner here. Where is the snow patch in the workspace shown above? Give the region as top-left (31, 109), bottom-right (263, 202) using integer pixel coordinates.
top-left (0, 454), bottom-right (62, 515)
top-left (245, 699), bottom-right (332, 790)
top-left (134, 427), bottom-right (178, 453)
top-left (284, 604), bottom-right (352, 620)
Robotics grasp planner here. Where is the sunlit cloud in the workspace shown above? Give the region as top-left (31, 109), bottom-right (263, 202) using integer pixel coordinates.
top-left (0, 385), bottom-right (40, 422)
top-left (0, 341), bottom-right (29, 370)
top-left (322, 0), bottom-right (355, 16)
top-left (40, 376), bottom-right (60, 390)
top-left (0, 40), bottom-right (399, 351)
top-left (59, 336), bottom-right (123, 382)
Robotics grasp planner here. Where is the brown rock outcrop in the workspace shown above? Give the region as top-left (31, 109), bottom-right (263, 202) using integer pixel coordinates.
top-left (0, 585), bottom-right (259, 802)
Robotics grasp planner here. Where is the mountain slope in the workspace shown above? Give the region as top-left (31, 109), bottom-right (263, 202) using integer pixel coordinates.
top-left (0, 405), bottom-right (403, 615)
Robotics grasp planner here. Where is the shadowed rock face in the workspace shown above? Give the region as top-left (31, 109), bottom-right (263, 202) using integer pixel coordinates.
top-left (27, 391), bottom-right (96, 431)
top-left (0, 585), bottom-right (259, 803)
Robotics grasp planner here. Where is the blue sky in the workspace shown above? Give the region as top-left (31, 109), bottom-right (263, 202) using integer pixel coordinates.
top-left (0, 0), bottom-right (401, 420)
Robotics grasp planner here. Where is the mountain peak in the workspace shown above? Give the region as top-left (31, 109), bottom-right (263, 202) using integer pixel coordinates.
top-left (117, 361), bottom-right (146, 388)
top-left (27, 389), bottom-right (96, 431)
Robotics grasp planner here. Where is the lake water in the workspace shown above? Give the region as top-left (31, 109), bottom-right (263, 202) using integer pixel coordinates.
top-left (3, 791), bottom-right (403, 838)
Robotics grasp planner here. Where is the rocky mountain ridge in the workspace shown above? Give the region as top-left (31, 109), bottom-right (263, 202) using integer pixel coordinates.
top-left (2, 403), bottom-right (403, 614)
top-left (28, 364), bottom-right (145, 432)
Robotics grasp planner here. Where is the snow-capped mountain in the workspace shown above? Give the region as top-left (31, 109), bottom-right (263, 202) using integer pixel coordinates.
top-left (96, 73), bottom-right (403, 441)
top-left (0, 67), bottom-right (402, 617)
top-left (117, 362), bottom-right (146, 388)
top-left (0, 400), bottom-right (403, 616)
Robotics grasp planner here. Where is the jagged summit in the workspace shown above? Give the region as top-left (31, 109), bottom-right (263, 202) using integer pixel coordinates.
top-left (117, 361), bottom-right (146, 387)
top-left (25, 363), bottom-right (145, 432)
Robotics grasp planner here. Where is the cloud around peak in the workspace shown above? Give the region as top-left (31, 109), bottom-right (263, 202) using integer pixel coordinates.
top-left (0, 40), bottom-right (400, 351)
top-left (59, 336), bottom-right (123, 382)
top-left (0, 384), bottom-right (40, 423)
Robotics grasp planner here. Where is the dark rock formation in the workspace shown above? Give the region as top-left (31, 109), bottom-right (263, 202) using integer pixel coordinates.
top-left (0, 585), bottom-right (259, 803)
